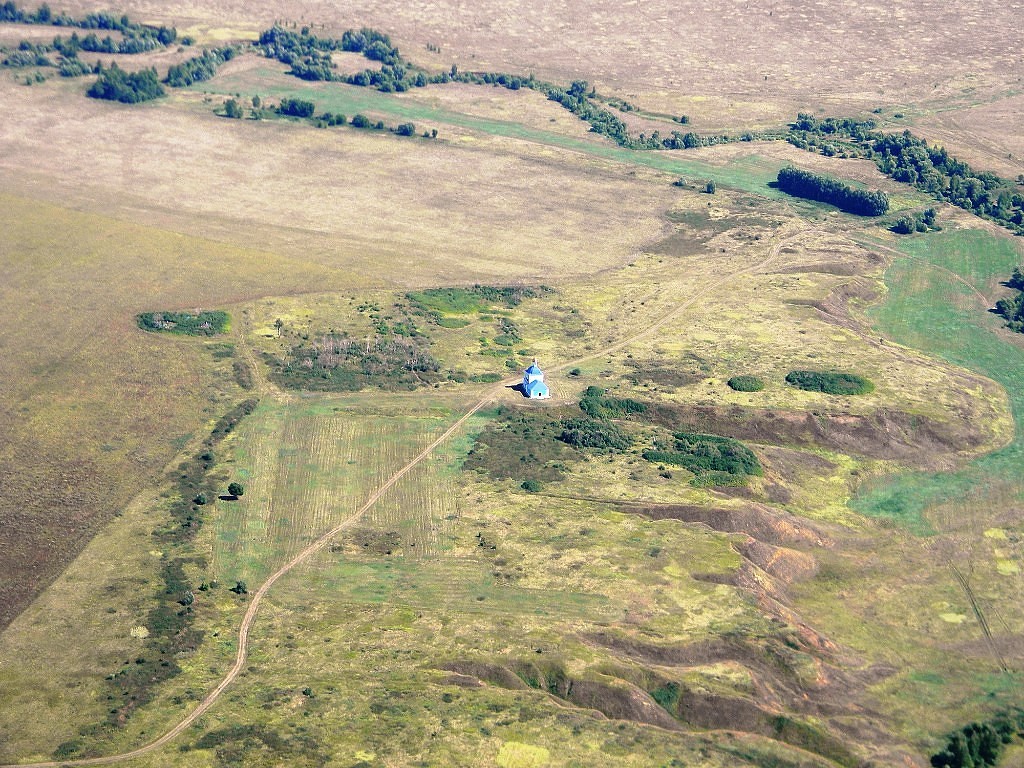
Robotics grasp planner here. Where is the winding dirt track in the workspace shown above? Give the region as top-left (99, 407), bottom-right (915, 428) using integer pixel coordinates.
top-left (2, 229), bottom-right (799, 768)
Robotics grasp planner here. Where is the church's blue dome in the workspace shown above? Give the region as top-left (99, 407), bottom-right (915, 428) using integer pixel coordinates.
top-left (525, 363), bottom-right (542, 375)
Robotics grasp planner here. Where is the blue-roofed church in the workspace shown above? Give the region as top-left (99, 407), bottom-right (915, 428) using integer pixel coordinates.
top-left (522, 359), bottom-right (550, 399)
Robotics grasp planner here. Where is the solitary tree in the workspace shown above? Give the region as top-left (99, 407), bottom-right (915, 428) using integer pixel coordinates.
top-left (227, 482), bottom-right (244, 498)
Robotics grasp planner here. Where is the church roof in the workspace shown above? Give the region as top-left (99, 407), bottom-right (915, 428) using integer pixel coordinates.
top-left (525, 379), bottom-right (549, 395)
top-left (525, 362), bottom-right (543, 375)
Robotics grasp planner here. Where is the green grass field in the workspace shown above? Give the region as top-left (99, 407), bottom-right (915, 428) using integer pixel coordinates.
top-left (855, 228), bottom-right (1024, 533)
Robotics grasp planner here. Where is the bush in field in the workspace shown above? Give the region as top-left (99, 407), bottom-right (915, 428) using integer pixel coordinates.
top-left (227, 482), bottom-right (244, 497)
top-left (785, 369), bottom-right (874, 395)
top-left (137, 310), bottom-right (228, 335)
top-left (727, 375), bottom-right (765, 392)
top-left (578, 386), bottom-right (647, 419)
top-left (994, 267), bottom-right (1024, 332)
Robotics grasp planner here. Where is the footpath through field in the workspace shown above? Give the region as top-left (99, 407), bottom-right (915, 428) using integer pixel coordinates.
top-left (0, 227), bottom-right (803, 768)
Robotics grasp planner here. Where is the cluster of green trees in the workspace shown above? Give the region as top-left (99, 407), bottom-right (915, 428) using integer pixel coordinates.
top-left (58, 56), bottom-right (91, 77)
top-left (137, 310), bottom-right (228, 335)
top-left (45, 396), bottom-right (257, 756)
top-left (788, 114), bottom-right (1024, 235)
top-left (0, 3), bottom-right (180, 96)
top-left (258, 24), bottom-right (409, 86)
top-left (315, 111), bottom-right (346, 126)
top-left (557, 417), bottom-right (632, 450)
top-left (874, 132), bottom-right (1023, 233)
top-left (785, 370), bottom-right (874, 395)
top-left (87, 63), bottom-right (163, 102)
top-left (271, 330), bottom-right (456, 392)
top-left (642, 431), bottom-right (762, 478)
top-left (892, 207), bottom-right (939, 234)
top-left (0, 3), bottom-right (175, 42)
top-left (221, 98), bottom-right (244, 118)
top-left (777, 166), bottom-right (890, 216)
top-left (993, 267), bottom-right (1024, 333)
top-left (165, 46), bottom-right (236, 87)
top-left (278, 96), bottom-right (315, 117)
top-left (930, 715), bottom-right (1022, 768)
top-left (1, 42), bottom-right (51, 67)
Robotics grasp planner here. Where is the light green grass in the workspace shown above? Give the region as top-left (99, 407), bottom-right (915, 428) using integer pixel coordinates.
top-left (854, 228), bottom-right (1024, 532)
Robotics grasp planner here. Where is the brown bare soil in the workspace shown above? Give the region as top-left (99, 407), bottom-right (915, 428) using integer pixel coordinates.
top-left (610, 500), bottom-right (831, 548)
top-left (646, 402), bottom-right (990, 468)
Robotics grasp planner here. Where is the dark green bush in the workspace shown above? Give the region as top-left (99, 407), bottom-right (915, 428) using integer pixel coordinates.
top-left (578, 387), bottom-right (647, 419)
top-left (785, 370), bottom-right (874, 395)
top-left (137, 310), bottom-right (228, 336)
top-left (726, 375), bottom-right (764, 392)
top-left (278, 97), bottom-right (315, 118)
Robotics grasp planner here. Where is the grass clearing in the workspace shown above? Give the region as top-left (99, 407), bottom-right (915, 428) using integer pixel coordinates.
top-left (855, 227), bottom-right (1024, 532)
top-left (213, 397), bottom-right (463, 587)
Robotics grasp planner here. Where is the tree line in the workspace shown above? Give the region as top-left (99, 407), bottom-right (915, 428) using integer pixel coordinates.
top-left (0, 2), bottom-right (175, 43)
top-left (165, 46), bottom-right (237, 87)
top-left (789, 113), bottom-right (1024, 235)
top-left (776, 166), bottom-right (890, 216)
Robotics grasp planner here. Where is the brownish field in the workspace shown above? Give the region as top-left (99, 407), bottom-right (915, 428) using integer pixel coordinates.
top-left (913, 92), bottom-right (1024, 180)
top-left (0, 194), bottom-right (344, 628)
top-left (30, 0), bottom-right (1024, 133)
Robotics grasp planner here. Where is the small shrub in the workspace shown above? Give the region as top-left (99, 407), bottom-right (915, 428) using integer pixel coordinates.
top-left (727, 375), bottom-right (765, 392)
top-left (227, 482), bottom-right (244, 497)
top-left (520, 479), bottom-right (541, 493)
top-left (229, 581), bottom-right (248, 595)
